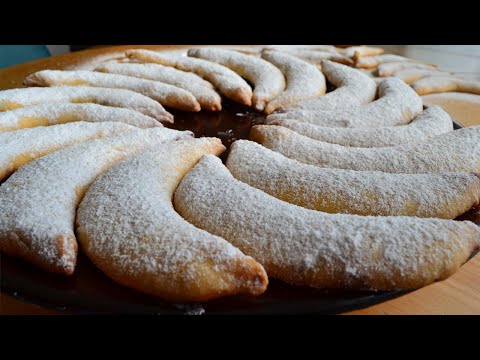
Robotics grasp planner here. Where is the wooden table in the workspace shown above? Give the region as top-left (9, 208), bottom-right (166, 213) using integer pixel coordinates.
top-left (1, 45), bottom-right (479, 315)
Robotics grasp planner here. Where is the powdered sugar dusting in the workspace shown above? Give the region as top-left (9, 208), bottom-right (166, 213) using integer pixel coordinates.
top-left (174, 155), bottom-right (480, 290)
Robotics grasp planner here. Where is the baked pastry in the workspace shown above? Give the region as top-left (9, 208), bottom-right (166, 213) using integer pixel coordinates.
top-left (226, 140), bottom-right (480, 218)
top-left (343, 46), bottom-right (384, 58)
top-left (260, 50), bottom-right (326, 114)
top-left (412, 76), bottom-right (480, 96)
top-left (376, 61), bottom-right (437, 77)
top-left (95, 62), bottom-right (222, 111)
top-left (265, 105), bottom-right (453, 147)
top-left (126, 49), bottom-right (253, 106)
top-left (250, 125), bottom-right (480, 173)
top-left (355, 54), bottom-right (417, 69)
top-left (392, 68), bottom-right (451, 85)
top-left (24, 70), bottom-right (201, 112)
top-left (0, 128), bottom-right (192, 275)
top-left (0, 103), bottom-right (162, 132)
top-left (0, 86), bottom-right (173, 122)
top-left (272, 48), bottom-right (354, 67)
top-left (76, 138), bottom-right (268, 302)
top-left (281, 60), bottom-right (376, 111)
top-left (174, 155), bottom-right (480, 290)
top-left (0, 121), bottom-right (134, 181)
top-left (268, 78), bottom-right (422, 128)
top-left (188, 48), bottom-right (286, 112)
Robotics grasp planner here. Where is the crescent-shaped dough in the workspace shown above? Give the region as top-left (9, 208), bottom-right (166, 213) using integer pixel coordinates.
top-left (76, 138), bottom-right (268, 302)
top-left (265, 105), bottom-right (453, 147)
top-left (412, 76), bottom-right (480, 96)
top-left (0, 86), bottom-right (173, 123)
top-left (125, 49), bottom-right (253, 106)
top-left (226, 140), bottom-right (480, 218)
top-left (174, 155), bottom-right (480, 290)
top-left (0, 103), bottom-right (162, 132)
top-left (187, 48), bottom-right (286, 112)
top-left (260, 50), bottom-right (326, 114)
top-left (95, 62), bottom-right (222, 111)
top-left (342, 46), bottom-right (384, 59)
top-left (24, 70), bottom-right (201, 112)
top-left (283, 60), bottom-right (376, 111)
top-left (377, 62), bottom-right (437, 77)
top-left (268, 78), bottom-right (422, 128)
top-left (0, 127), bottom-right (192, 275)
top-left (0, 121), bottom-right (134, 182)
top-left (273, 49), bottom-right (354, 67)
top-left (250, 125), bottom-right (480, 173)
top-left (392, 68), bottom-right (451, 85)
top-left (355, 54), bottom-right (416, 69)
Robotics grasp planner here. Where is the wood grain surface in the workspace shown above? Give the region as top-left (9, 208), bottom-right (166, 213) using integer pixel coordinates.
top-left (1, 45), bottom-right (479, 315)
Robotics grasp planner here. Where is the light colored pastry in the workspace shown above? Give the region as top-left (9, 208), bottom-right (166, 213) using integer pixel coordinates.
top-left (76, 138), bottom-right (268, 302)
top-left (0, 127), bottom-right (192, 275)
top-left (0, 103), bottom-right (162, 132)
top-left (377, 61), bottom-right (437, 77)
top-left (187, 48), bottom-right (286, 112)
top-left (0, 86), bottom-right (173, 122)
top-left (268, 78), bottom-right (422, 127)
top-left (393, 68), bottom-right (451, 84)
top-left (24, 70), bottom-right (200, 112)
top-left (174, 155), bottom-right (480, 290)
top-left (274, 49), bottom-right (354, 67)
top-left (250, 125), bottom-right (480, 173)
top-left (265, 105), bottom-right (453, 147)
top-left (0, 121), bottom-right (134, 181)
top-left (282, 60), bottom-right (376, 111)
top-left (126, 49), bottom-right (253, 106)
top-left (355, 54), bottom-right (417, 69)
top-left (412, 76), bottom-right (480, 96)
top-left (95, 62), bottom-right (222, 111)
top-left (226, 140), bottom-right (480, 218)
top-left (342, 46), bottom-right (384, 58)
top-left (260, 50), bottom-right (326, 114)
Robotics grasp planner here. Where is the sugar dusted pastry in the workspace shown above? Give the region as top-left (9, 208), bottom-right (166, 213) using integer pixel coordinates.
top-left (250, 125), bottom-right (480, 174)
top-left (260, 50), bottom-right (326, 114)
top-left (0, 103), bottom-right (162, 132)
top-left (24, 70), bottom-right (201, 112)
top-left (392, 68), bottom-right (451, 85)
top-left (126, 49), bottom-right (253, 106)
top-left (0, 128), bottom-right (192, 275)
top-left (283, 60), bottom-right (376, 111)
top-left (174, 155), bottom-right (480, 290)
top-left (95, 62), bottom-right (222, 111)
top-left (76, 138), bottom-right (268, 302)
top-left (341, 45), bottom-right (384, 59)
top-left (269, 78), bottom-right (421, 128)
top-left (355, 54), bottom-right (417, 69)
top-left (412, 76), bottom-right (480, 96)
top-left (0, 122), bottom-right (134, 181)
top-left (226, 140), bottom-right (480, 218)
top-left (377, 62), bottom-right (437, 77)
top-left (266, 106), bottom-right (453, 147)
top-left (187, 48), bottom-right (286, 112)
top-left (274, 49), bottom-right (354, 67)
top-left (0, 86), bottom-right (173, 123)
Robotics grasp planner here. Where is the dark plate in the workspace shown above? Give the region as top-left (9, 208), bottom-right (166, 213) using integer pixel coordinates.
top-left (0, 100), bottom-right (473, 314)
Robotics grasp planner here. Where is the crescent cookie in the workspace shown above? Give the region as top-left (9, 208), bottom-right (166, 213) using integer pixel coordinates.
top-left (95, 62), bottom-right (222, 111)
top-left (0, 86), bottom-right (173, 123)
top-left (126, 49), bottom-right (253, 106)
top-left (274, 49), bottom-right (354, 67)
top-left (0, 103), bottom-right (162, 132)
top-left (282, 60), bottom-right (377, 112)
top-left (187, 48), bottom-right (286, 112)
top-left (24, 70), bottom-right (201, 112)
top-left (355, 54), bottom-right (417, 69)
top-left (226, 140), bottom-right (480, 219)
top-left (76, 138), bottom-right (268, 302)
top-left (376, 62), bottom-right (437, 77)
top-left (411, 76), bottom-right (480, 96)
top-left (0, 128), bottom-right (192, 275)
top-left (250, 125), bottom-right (480, 174)
top-left (268, 78), bottom-right (422, 128)
top-left (260, 50), bottom-right (326, 114)
top-left (174, 155), bottom-right (480, 290)
top-left (265, 105), bottom-right (453, 147)
top-left (0, 121), bottom-right (134, 181)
